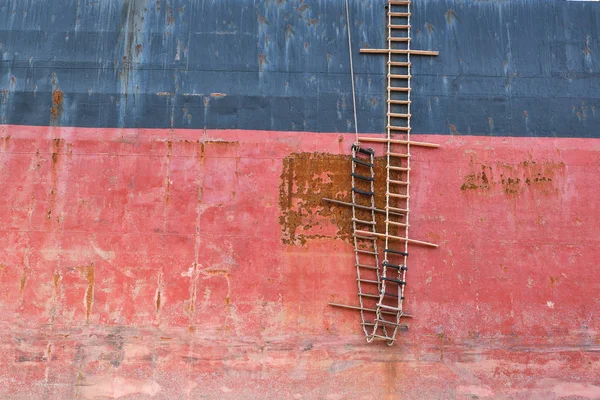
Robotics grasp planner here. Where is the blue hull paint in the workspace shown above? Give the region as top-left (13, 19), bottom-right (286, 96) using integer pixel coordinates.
top-left (0, 0), bottom-right (599, 136)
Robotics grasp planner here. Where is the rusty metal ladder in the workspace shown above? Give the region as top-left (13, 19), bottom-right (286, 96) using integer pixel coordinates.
top-left (328, 0), bottom-right (441, 345)
top-left (348, 144), bottom-right (387, 339)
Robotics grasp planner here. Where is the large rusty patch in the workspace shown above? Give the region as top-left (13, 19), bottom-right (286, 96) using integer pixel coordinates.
top-left (278, 152), bottom-right (404, 245)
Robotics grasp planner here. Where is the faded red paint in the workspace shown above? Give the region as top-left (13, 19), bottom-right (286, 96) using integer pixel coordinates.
top-left (0, 125), bottom-right (599, 399)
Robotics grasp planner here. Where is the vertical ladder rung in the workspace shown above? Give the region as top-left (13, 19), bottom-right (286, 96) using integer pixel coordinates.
top-left (352, 218), bottom-right (376, 226)
top-left (377, 302), bottom-right (404, 310)
top-left (387, 62), bottom-right (411, 67)
top-left (353, 158), bottom-right (374, 167)
top-left (388, 152), bottom-right (410, 158)
top-left (383, 261), bottom-right (408, 271)
top-left (355, 146), bottom-right (375, 156)
top-left (385, 248), bottom-right (409, 256)
top-left (386, 220), bottom-right (409, 227)
top-left (352, 187), bottom-right (375, 196)
top-left (359, 293), bottom-right (381, 299)
top-left (356, 264), bottom-right (379, 270)
top-left (356, 249), bottom-right (378, 255)
top-left (387, 193), bottom-right (409, 199)
top-left (386, 206), bottom-right (409, 213)
top-left (388, 37), bottom-right (411, 43)
top-left (387, 166), bottom-right (410, 172)
top-left (354, 234), bottom-right (378, 241)
top-left (358, 279), bottom-right (380, 284)
top-left (387, 126), bottom-right (411, 132)
top-left (376, 319), bottom-right (404, 327)
top-left (371, 334), bottom-right (394, 341)
top-left (388, 100), bottom-right (411, 105)
top-left (388, 87), bottom-right (411, 92)
top-left (351, 172), bottom-right (374, 182)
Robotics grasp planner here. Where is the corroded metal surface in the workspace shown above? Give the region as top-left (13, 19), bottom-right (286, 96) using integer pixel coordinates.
top-left (0, 0), bottom-right (599, 136)
top-left (0, 125), bottom-right (600, 398)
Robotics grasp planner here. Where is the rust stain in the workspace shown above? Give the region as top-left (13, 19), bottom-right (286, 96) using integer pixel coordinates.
top-left (165, 141), bottom-right (172, 205)
top-left (461, 160), bottom-right (565, 196)
top-left (156, 291), bottom-right (162, 312)
top-left (449, 124), bottom-right (458, 135)
top-left (583, 34), bottom-right (592, 58)
top-left (204, 269), bottom-right (228, 276)
top-left (278, 153), bottom-right (404, 246)
top-left (53, 271), bottom-right (61, 295)
top-left (50, 89), bottom-right (64, 124)
top-left (445, 9), bottom-right (460, 25)
top-left (19, 268), bottom-right (27, 293)
top-left (167, 6), bottom-right (174, 25)
top-left (461, 165), bottom-right (491, 191)
top-left (155, 270), bottom-right (163, 315)
top-left (259, 54), bottom-right (267, 72)
top-left (210, 93), bottom-right (226, 98)
top-left (286, 24), bottom-right (295, 40)
top-left (426, 22), bottom-right (435, 34)
top-left (384, 355), bottom-right (399, 400)
top-left (501, 176), bottom-right (520, 195)
top-left (78, 263), bottom-right (95, 323)
top-left (296, 4), bottom-right (309, 14)
top-left (184, 263), bottom-right (199, 319)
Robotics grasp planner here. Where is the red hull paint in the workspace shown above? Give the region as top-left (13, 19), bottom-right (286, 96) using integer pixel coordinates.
top-left (1, 124), bottom-right (600, 399)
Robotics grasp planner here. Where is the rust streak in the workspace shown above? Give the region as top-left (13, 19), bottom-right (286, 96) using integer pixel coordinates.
top-left (78, 263), bottom-right (95, 323)
top-left (50, 89), bottom-right (64, 124)
top-left (19, 269), bottom-right (27, 293)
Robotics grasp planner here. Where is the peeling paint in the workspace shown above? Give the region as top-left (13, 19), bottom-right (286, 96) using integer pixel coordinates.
top-left (279, 152), bottom-right (404, 245)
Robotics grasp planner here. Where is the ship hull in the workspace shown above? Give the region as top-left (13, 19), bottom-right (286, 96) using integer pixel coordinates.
top-left (2, 0), bottom-right (600, 397)
top-left (1, 124), bottom-right (599, 398)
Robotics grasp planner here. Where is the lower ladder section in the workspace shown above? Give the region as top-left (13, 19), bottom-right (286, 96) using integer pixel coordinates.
top-left (349, 144), bottom-right (389, 340)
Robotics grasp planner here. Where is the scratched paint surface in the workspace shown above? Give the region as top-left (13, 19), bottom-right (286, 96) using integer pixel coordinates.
top-left (0, 0), bottom-right (599, 136)
top-left (0, 125), bottom-right (599, 398)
